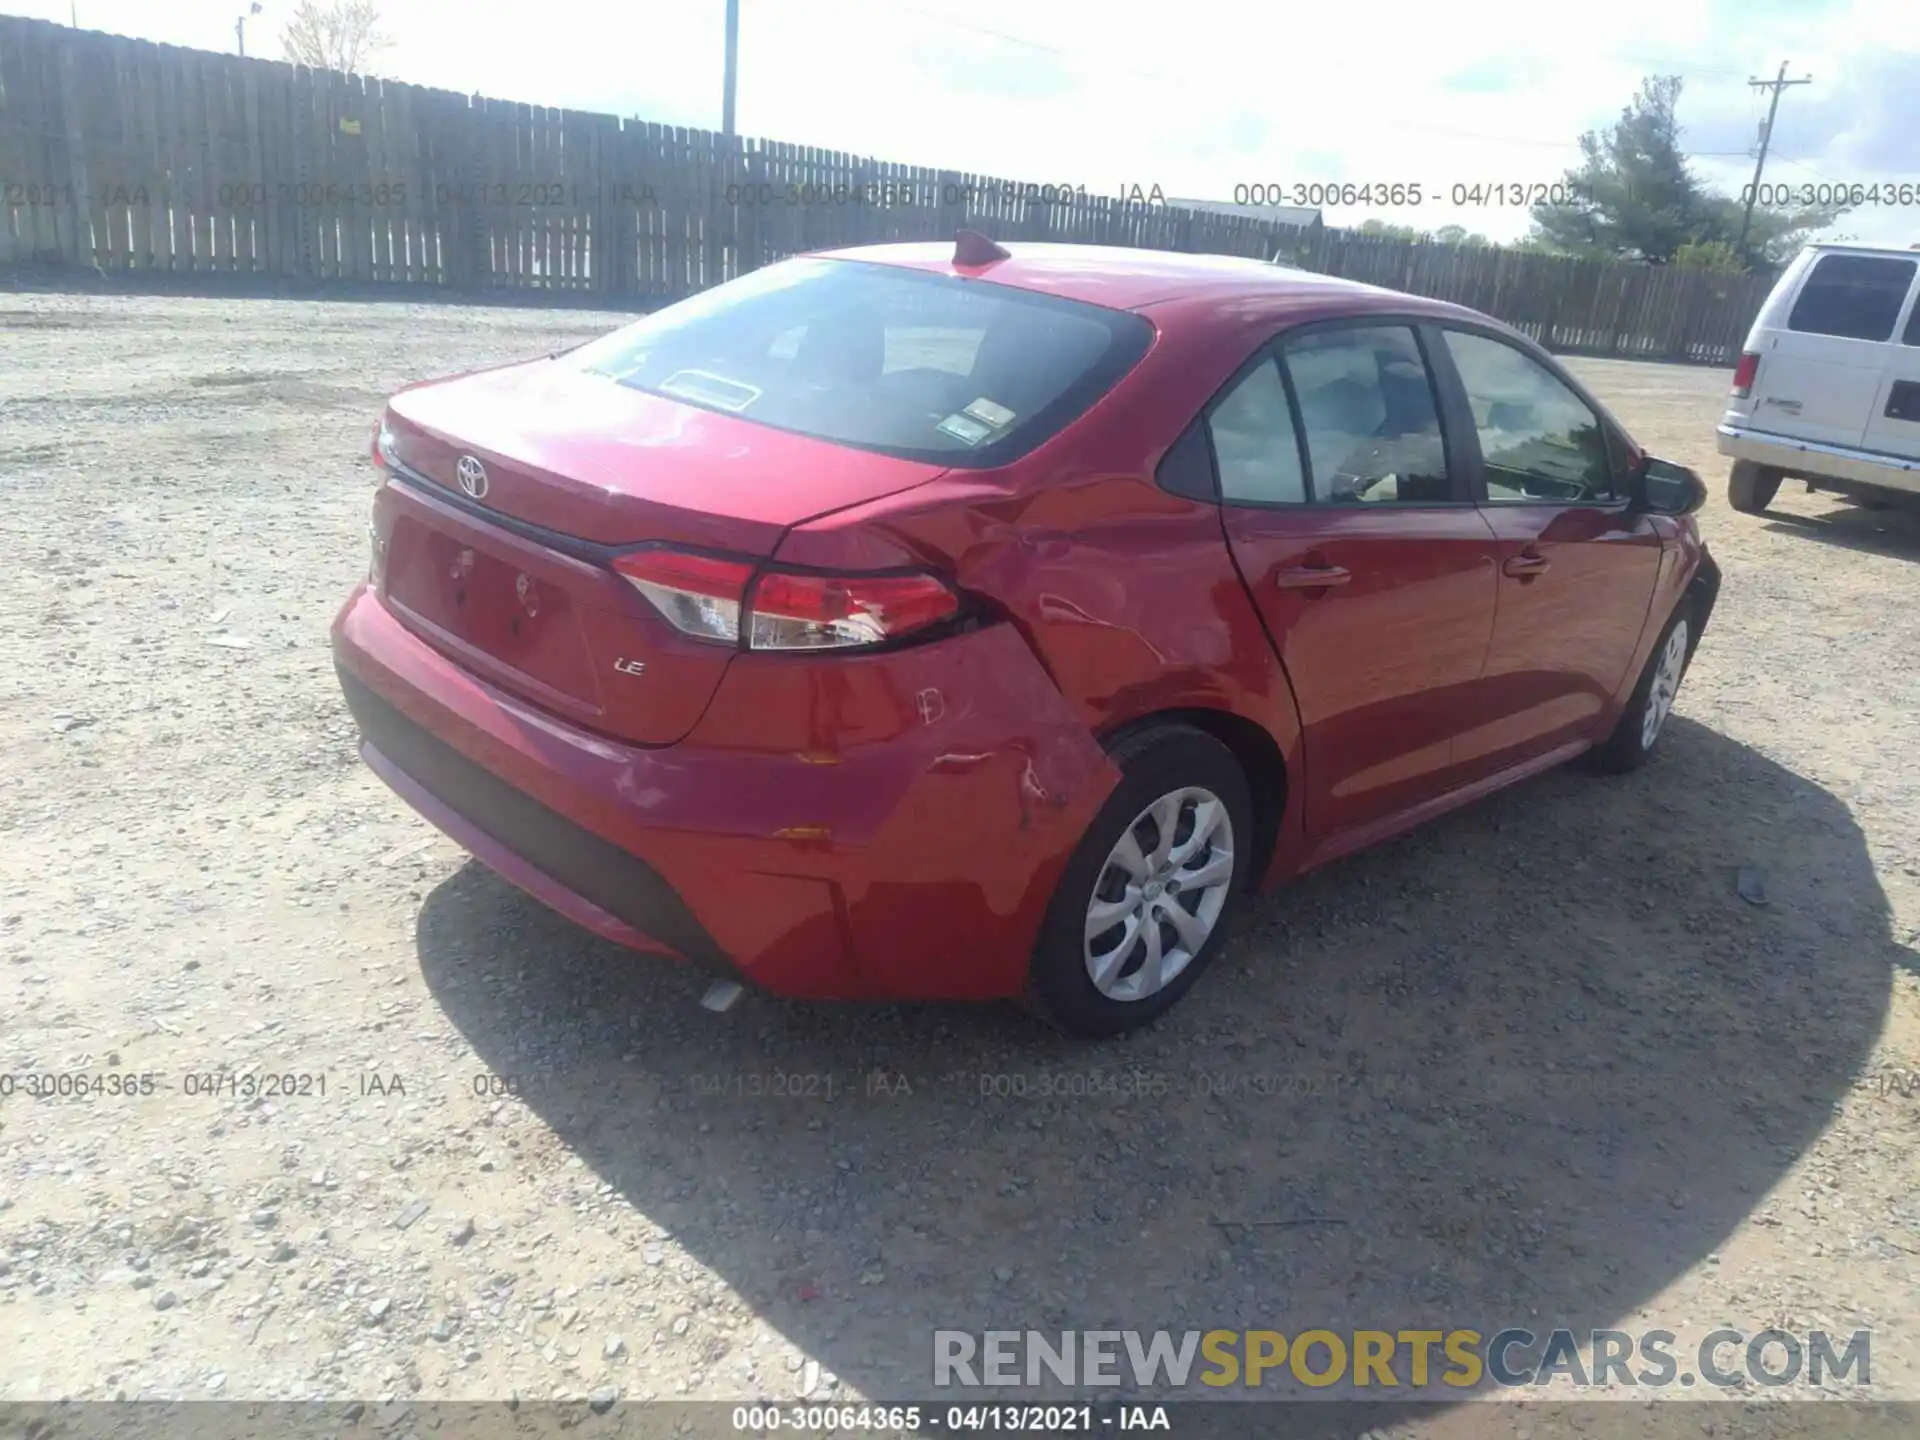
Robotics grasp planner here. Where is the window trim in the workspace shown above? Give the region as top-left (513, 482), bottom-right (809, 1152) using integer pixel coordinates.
top-left (1192, 315), bottom-right (1475, 512)
top-left (1275, 317), bottom-right (1474, 510)
top-left (1155, 416), bottom-right (1220, 502)
top-left (1199, 353), bottom-right (1310, 508)
top-left (1900, 279), bottom-right (1920, 349)
top-left (1425, 320), bottom-right (1637, 511)
top-left (1162, 312), bottom-right (1644, 513)
top-left (1786, 251), bottom-right (1920, 345)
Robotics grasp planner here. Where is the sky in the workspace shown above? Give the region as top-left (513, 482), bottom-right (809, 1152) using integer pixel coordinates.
top-left (16, 0), bottom-right (1920, 247)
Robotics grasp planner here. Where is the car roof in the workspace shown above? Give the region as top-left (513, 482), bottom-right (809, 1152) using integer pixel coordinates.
top-left (807, 240), bottom-right (1483, 324)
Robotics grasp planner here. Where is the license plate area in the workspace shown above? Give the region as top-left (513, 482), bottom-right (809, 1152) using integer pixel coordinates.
top-left (386, 517), bottom-right (604, 708)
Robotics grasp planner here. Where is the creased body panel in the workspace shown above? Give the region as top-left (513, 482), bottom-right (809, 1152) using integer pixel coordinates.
top-left (334, 585), bottom-right (1116, 999)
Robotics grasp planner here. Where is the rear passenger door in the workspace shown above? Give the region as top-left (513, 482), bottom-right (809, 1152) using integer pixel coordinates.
top-left (1430, 326), bottom-right (1664, 778)
top-left (1861, 265), bottom-right (1920, 461)
top-left (1212, 322), bottom-right (1501, 838)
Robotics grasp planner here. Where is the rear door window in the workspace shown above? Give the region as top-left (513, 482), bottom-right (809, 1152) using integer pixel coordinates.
top-left (1787, 254), bottom-right (1918, 342)
top-left (1279, 326), bottom-right (1454, 503)
top-left (565, 258), bottom-right (1153, 467)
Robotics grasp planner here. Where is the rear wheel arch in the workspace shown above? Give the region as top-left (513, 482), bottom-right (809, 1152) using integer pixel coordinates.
top-left (1094, 708), bottom-right (1286, 890)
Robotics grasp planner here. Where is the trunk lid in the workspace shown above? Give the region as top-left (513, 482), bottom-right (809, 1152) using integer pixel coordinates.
top-left (389, 357), bottom-right (950, 547)
top-left (377, 360), bottom-right (948, 746)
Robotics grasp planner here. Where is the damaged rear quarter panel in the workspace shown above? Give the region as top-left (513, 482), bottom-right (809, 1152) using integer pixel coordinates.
top-left (781, 465), bottom-right (1309, 889)
top-left (689, 624), bottom-right (1120, 999)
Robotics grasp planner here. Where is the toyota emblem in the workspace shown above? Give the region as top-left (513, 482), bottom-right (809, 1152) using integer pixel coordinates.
top-left (455, 454), bottom-right (489, 500)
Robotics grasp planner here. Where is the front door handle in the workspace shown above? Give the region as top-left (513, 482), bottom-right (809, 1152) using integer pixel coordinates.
top-left (1276, 564), bottom-right (1352, 590)
top-left (1502, 552), bottom-right (1551, 578)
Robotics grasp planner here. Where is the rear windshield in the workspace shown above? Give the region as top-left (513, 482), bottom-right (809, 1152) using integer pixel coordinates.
top-left (1787, 253), bottom-right (1917, 342)
top-left (564, 258), bottom-right (1153, 466)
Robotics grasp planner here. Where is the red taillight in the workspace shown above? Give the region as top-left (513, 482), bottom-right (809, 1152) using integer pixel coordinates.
top-left (750, 570), bottom-right (960, 651)
top-left (372, 415), bottom-right (400, 470)
top-left (613, 547), bottom-right (960, 652)
top-left (1731, 351), bottom-right (1760, 399)
top-left (612, 550), bottom-right (753, 644)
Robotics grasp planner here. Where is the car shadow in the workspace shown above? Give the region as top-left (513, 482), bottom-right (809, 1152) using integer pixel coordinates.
top-left (414, 715), bottom-right (1904, 1431)
top-left (1759, 495), bottom-right (1920, 559)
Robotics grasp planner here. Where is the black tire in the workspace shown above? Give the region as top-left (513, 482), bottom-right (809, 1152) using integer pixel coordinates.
top-left (1026, 725), bottom-right (1254, 1038)
top-left (1592, 604), bottom-right (1694, 774)
top-left (1727, 460), bottom-right (1781, 515)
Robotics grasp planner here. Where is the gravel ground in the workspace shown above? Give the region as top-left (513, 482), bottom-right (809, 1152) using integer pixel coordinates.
top-left (2, 292), bottom-right (1919, 1436)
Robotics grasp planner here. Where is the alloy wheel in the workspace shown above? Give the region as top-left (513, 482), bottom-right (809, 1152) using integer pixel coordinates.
top-left (1083, 786), bottom-right (1236, 1003)
top-left (1641, 618), bottom-right (1689, 750)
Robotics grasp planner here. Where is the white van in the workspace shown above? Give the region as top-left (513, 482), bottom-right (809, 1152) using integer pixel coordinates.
top-left (1717, 242), bottom-right (1920, 513)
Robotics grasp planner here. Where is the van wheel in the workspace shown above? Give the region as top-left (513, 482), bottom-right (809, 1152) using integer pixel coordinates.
top-left (1728, 461), bottom-right (1782, 514)
top-left (1025, 726), bottom-right (1253, 1038)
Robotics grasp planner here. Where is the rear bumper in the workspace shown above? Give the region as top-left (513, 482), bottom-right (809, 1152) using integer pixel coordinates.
top-left (1717, 424), bottom-right (1920, 497)
top-left (331, 584), bottom-right (1117, 1000)
top-left (341, 670), bottom-right (729, 967)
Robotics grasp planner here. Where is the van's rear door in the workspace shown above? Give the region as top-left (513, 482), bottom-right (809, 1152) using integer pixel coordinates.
top-left (1861, 267), bottom-right (1920, 461)
top-left (1740, 249), bottom-right (1917, 448)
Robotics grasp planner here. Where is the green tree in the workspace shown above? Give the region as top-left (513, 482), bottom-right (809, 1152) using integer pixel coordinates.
top-left (1353, 220), bottom-right (1493, 246)
top-left (1527, 75), bottom-right (1845, 270)
top-left (1671, 239), bottom-right (1745, 273)
top-left (1529, 76), bottom-right (1702, 263)
top-left (1356, 219), bottom-right (1429, 242)
top-left (1696, 193), bottom-right (1841, 270)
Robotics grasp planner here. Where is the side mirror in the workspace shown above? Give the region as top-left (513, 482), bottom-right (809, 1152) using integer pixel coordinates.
top-left (1631, 455), bottom-right (1708, 516)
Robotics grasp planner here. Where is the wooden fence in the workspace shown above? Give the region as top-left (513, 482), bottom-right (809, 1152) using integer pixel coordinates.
top-left (0, 15), bottom-right (1770, 364)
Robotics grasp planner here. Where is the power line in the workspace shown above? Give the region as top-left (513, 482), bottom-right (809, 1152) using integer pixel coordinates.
top-left (1773, 154), bottom-right (1835, 183)
top-left (764, 0), bottom-right (1802, 186)
top-left (890, 5), bottom-right (1750, 81)
top-left (894, 3), bottom-right (1069, 56)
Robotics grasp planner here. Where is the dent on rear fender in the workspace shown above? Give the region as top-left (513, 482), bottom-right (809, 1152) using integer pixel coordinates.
top-left (911, 623), bottom-right (1120, 826)
top-left (836, 623), bottom-right (1122, 998)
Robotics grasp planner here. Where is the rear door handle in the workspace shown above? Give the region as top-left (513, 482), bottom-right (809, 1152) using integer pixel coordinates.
top-left (1502, 553), bottom-right (1551, 578)
top-left (1276, 564), bottom-right (1351, 590)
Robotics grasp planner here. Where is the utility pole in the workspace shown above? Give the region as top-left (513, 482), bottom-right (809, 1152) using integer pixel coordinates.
top-left (236, 2), bottom-right (262, 58)
top-left (722, 0), bottom-right (740, 136)
top-left (1737, 61), bottom-right (1812, 258)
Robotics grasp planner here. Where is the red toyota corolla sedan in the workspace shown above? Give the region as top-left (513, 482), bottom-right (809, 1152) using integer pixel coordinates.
top-left (332, 234), bottom-right (1718, 1036)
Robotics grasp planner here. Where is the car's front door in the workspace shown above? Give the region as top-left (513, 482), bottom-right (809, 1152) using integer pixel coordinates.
top-left (1213, 322), bottom-right (1500, 837)
top-left (1429, 326), bottom-right (1665, 778)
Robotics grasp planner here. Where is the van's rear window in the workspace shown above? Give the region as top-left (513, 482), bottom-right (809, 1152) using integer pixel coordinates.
top-left (565, 258), bottom-right (1153, 467)
top-left (1787, 254), bottom-right (1917, 342)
